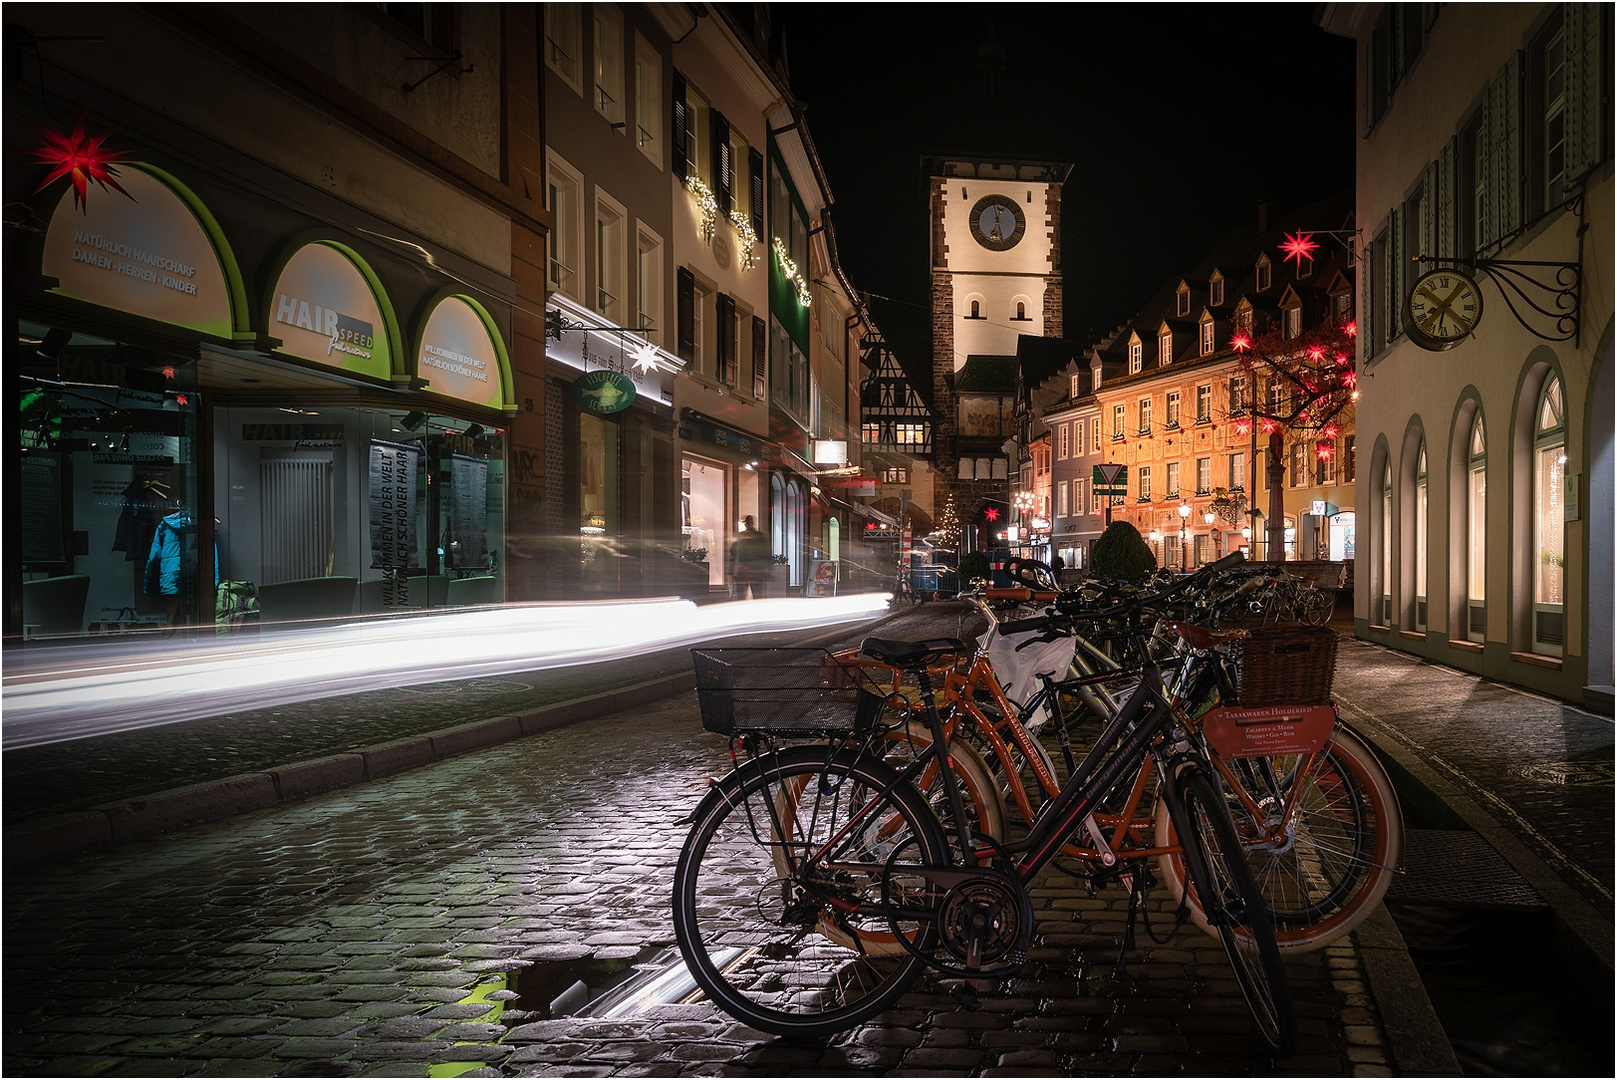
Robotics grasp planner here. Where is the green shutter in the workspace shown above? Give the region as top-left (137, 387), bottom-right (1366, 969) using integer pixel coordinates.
top-left (1361, 238), bottom-right (1374, 353)
top-left (1565, 1), bottom-right (1603, 183)
top-left (1438, 137), bottom-right (1456, 259)
top-left (1501, 51), bottom-right (1522, 237)
top-left (1421, 162), bottom-right (1437, 259)
top-left (1477, 75), bottom-right (1496, 247)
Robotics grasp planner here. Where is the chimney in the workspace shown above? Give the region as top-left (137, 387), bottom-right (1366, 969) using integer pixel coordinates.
top-left (1257, 200), bottom-right (1269, 235)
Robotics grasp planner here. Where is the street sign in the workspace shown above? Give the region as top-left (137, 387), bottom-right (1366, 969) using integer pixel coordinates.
top-left (1309, 500), bottom-right (1340, 517)
top-left (1093, 463), bottom-right (1127, 493)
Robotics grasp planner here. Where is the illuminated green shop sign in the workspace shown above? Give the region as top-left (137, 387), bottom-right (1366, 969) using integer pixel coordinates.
top-left (571, 370), bottom-right (636, 414)
top-left (270, 242), bottom-right (392, 380)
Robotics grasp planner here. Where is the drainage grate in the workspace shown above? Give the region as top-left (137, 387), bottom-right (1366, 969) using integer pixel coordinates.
top-left (1384, 829), bottom-right (1547, 910)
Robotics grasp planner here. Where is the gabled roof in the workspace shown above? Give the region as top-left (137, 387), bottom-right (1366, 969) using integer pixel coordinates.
top-left (956, 355), bottom-right (1017, 392)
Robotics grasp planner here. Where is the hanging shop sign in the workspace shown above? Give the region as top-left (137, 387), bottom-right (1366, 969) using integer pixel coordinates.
top-left (40, 164), bottom-right (236, 339)
top-left (418, 295), bottom-right (509, 411)
top-left (571, 369), bottom-right (637, 415)
top-left (270, 242), bottom-right (394, 381)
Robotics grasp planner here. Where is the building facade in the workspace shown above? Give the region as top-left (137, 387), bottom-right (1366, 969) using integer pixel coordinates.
top-left (1321, 2), bottom-right (1613, 710)
top-left (1089, 196), bottom-right (1359, 571)
top-left (11, 5), bottom-right (545, 641)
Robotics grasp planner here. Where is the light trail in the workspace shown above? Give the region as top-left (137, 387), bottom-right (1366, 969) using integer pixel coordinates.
top-left (1, 594), bottom-right (892, 750)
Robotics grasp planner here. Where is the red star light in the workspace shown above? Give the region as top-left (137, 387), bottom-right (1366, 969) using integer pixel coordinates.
top-left (1316, 443), bottom-right (1334, 461)
top-left (1231, 333), bottom-right (1251, 352)
top-left (1343, 320), bottom-right (1358, 338)
top-left (29, 107), bottom-right (136, 212)
top-left (1260, 419), bottom-right (1278, 434)
top-left (984, 507), bottom-right (1000, 522)
top-left (1280, 231), bottom-right (1319, 268)
top-left (1235, 420), bottom-right (1251, 436)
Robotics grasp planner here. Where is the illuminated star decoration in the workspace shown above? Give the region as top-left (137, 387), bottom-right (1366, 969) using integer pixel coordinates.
top-left (632, 342), bottom-right (659, 374)
top-left (984, 506), bottom-right (1000, 522)
top-left (30, 107), bottom-right (136, 213)
top-left (1279, 231), bottom-right (1319, 268)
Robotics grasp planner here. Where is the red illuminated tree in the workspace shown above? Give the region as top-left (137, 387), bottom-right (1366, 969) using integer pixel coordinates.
top-left (1229, 319), bottom-right (1358, 561)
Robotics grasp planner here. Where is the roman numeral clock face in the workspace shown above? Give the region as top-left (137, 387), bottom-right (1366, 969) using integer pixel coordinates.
top-left (968, 194), bottom-right (1025, 251)
top-left (1403, 269), bottom-right (1484, 352)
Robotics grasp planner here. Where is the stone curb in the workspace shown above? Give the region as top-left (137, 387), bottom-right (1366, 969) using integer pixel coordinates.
top-left (2, 670), bottom-right (695, 869)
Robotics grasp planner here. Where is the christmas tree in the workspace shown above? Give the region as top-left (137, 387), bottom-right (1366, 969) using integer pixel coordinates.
top-left (933, 491), bottom-right (961, 550)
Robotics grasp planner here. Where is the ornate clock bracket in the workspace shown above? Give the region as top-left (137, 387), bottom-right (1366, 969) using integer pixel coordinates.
top-left (1414, 189), bottom-right (1586, 346)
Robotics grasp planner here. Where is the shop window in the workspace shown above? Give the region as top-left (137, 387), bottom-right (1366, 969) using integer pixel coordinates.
top-left (544, 2), bottom-right (583, 94)
top-left (1532, 375), bottom-right (1565, 656)
top-left (592, 2), bottom-right (624, 127)
top-left (19, 323), bottom-right (200, 638)
top-left (546, 151), bottom-right (584, 300)
top-left (1414, 444), bottom-right (1428, 631)
top-left (1467, 416), bottom-right (1486, 642)
top-left (682, 456), bottom-right (726, 587)
top-left (634, 34), bottom-right (661, 167)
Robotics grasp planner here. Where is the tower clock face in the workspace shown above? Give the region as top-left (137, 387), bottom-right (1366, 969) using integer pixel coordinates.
top-left (969, 194), bottom-right (1025, 251)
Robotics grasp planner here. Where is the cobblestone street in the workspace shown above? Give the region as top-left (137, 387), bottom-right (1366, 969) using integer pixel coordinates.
top-left (4, 684), bottom-right (1388, 1077)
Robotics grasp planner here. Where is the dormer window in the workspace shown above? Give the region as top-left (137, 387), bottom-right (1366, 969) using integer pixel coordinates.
top-left (1200, 315), bottom-right (1215, 356)
top-left (1210, 272), bottom-right (1225, 306)
top-left (1070, 373), bottom-right (1080, 398)
top-left (1158, 329), bottom-right (1173, 365)
top-left (1128, 334), bottom-right (1143, 373)
top-left (1176, 283), bottom-right (1191, 317)
top-left (1256, 255), bottom-right (1272, 292)
top-left (1281, 288), bottom-right (1302, 338)
top-left (1234, 300), bottom-right (1253, 335)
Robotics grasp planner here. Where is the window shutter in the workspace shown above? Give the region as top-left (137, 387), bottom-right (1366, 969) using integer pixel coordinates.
top-left (1500, 51), bottom-right (1522, 237)
top-left (1565, 2), bottom-right (1603, 186)
top-left (710, 109), bottom-right (732, 216)
top-left (1361, 238), bottom-right (1374, 353)
top-left (748, 147), bottom-right (765, 241)
top-left (715, 293), bottom-right (736, 385)
top-left (671, 71), bottom-right (688, 180)
top-left (751, 315), bottom-right (766, 399)
top-left (676, 266), bottom-right (695, 361)
top-left (1438, 136), bottom-right (1457, 258)
top-left (1421, 162), bottom-right (1437, 259)
top-left (1476, 84), bottom-right (1495, 247)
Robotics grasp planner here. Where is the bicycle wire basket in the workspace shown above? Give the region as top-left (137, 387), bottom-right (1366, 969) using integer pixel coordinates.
top-left (691, 648), bottom-right (894, 736)
top-left (1234, 626), bottom-right (1339, 706)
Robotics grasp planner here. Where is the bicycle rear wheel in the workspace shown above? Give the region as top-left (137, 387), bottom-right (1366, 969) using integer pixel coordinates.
top-left (672, 745), bottom-right (949, 1037)
top-left (1173, 766), bottom-right (1296, 1057)
top-left (1155, 727), bottom-right (1402, 952)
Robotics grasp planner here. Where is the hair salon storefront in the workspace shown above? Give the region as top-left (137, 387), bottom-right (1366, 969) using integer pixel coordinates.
top-left (12, 150), bottom-right (517, 643)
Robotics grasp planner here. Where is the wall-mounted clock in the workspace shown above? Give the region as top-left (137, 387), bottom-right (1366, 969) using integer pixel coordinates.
top-left (969, 194), bottom-right (1025, 251)
top-left (1404, 268), bottom-right (1484, 351)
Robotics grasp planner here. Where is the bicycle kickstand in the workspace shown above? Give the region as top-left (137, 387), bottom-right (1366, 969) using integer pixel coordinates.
top-left (1111, 872), bottom-right (1141, 980)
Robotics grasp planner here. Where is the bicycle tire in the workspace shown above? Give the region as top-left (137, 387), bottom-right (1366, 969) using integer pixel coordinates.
top-left (1302, 589), bottom-right (1335, 627)
top-left (1173, 765), bottom-right (1297, 1057)
top-left (671, 745), bottom-right (949, 1037)
top-left (877, 721), bottom-right (1008, 847)
top-left (1155, 727), bottom-right (1402, 952)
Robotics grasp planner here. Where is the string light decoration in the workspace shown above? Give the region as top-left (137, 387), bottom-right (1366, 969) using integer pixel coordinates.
top-left (29, 106), bottom-right (135, 212)
top-left (685, 176), bottom-right (719, 242)
top-left (772, 237), bottom-right (812, 307)
top-left (932, 491), bottom-right (960, 548)
top-left (731, 213), bottom-right (758, 271)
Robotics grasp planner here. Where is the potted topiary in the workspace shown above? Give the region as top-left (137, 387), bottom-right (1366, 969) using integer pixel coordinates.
top-left (1090, 521), bottom-right (1158, 583)
top-left (957, 551), bottom-right (992, 591)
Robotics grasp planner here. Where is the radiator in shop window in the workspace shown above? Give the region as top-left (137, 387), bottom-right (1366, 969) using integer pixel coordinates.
top-left (259, 456), bottom-right (335, 584)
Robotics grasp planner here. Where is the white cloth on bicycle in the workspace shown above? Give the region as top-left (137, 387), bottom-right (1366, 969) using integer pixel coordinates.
top-left (985, 624), bottom-right (1077, 719)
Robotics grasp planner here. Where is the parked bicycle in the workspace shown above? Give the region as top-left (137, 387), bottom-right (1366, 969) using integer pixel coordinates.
top-left (674, 595), bottom-right (1298, 1052)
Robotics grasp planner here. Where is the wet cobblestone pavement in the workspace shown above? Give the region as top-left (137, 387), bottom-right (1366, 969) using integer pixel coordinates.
top-left (2, 691), bottom-right (1384, 1077)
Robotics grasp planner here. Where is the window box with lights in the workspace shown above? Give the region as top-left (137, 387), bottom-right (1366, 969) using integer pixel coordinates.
top-left (1195, 414), bottom-right (1212, 425)
top-left (1112, 432), bottom-right (1126, 442)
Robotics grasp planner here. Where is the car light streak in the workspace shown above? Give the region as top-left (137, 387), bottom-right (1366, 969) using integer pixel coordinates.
top-left (1, 594), bottom-right (891, 750)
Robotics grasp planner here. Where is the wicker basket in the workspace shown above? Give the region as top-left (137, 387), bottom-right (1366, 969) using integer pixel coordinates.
top-left (1235, 627), bottom-right (1338, 706)
top-left (691, 648), bottom-right (892, 736)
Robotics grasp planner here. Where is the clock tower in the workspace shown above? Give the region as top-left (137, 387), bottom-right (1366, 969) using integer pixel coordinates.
top-left (927, 157), bottom-right (1072, 549)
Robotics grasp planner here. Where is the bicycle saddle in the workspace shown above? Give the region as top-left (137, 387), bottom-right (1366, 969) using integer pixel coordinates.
top-left (860, 637), bottom-right (968, 669)
top-left (1162, 621), bottom-right (1245, 651)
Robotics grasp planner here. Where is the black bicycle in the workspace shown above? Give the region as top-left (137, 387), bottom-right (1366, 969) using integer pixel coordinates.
top-left (672, 625), bottom-right (1296, 1053)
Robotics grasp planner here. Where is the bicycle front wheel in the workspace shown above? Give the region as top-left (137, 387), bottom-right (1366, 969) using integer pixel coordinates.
top-left (1302, 589), bottom-right (1335, 626)
top-left (1174, 766), bottom-right (1296, 1057)
top-left (672, 746), bottom-right (949, 1037)
top-left (1155, 727), bottom-right (1402, 952)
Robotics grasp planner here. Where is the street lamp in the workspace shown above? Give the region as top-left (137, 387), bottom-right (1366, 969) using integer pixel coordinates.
top-left (1204, 509), bottom-right (1218, 557)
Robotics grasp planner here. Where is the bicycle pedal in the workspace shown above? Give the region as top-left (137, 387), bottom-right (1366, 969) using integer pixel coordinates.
top-left (949, 982), bottom-right (984, 1011)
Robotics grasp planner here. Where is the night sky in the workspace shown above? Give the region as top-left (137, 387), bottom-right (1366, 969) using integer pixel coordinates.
top-left (780, 4), bottom-right (1358, 353)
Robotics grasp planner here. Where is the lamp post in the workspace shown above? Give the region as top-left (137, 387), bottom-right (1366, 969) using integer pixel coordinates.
top-left (1013, 489), bottom-right (1036, 557)
top-left (1204, 509), bottom-right (1218, 558)
top-left (1177, 501), bottom-right (1191, 570)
